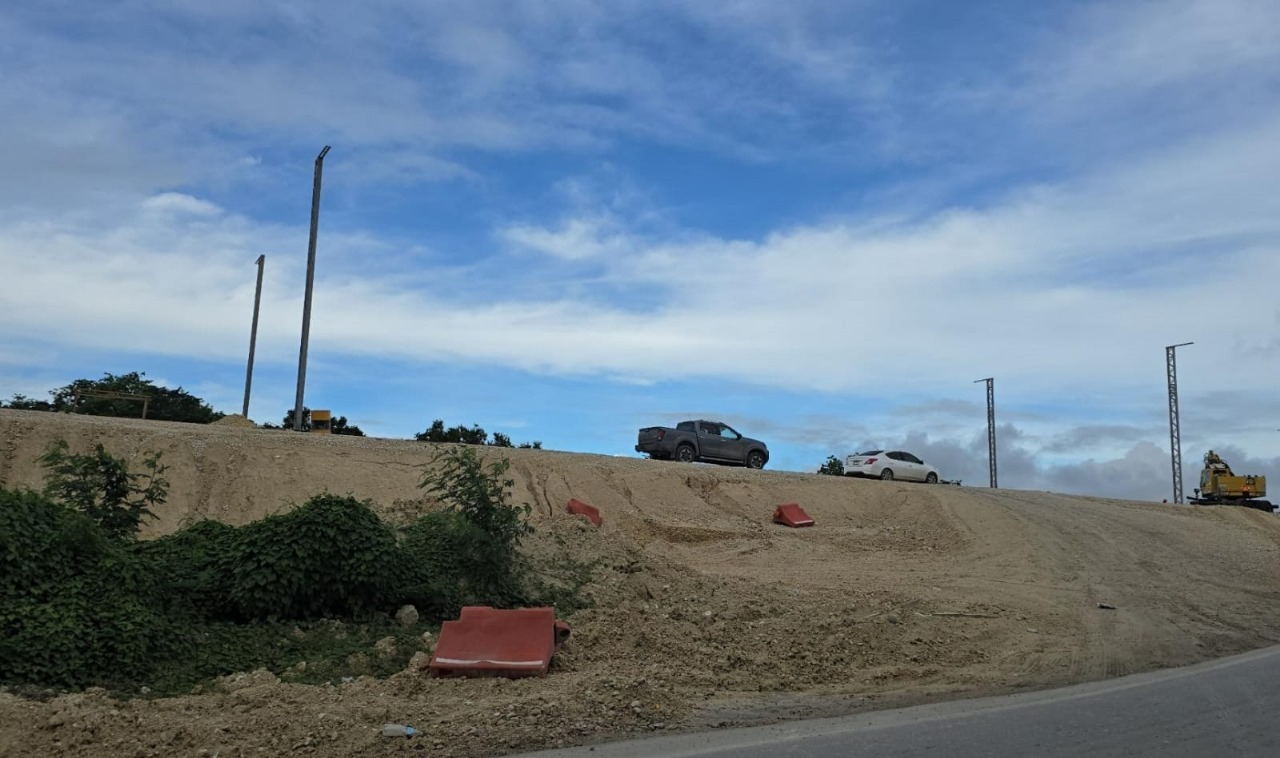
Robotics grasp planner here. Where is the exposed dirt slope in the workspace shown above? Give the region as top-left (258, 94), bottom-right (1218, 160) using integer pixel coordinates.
top-left (2, 409), bottom-right (1279, 758)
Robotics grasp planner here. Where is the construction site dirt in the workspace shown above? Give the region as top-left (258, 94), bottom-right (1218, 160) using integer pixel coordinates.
top-left (2, 409), bottom-right (1278, 758)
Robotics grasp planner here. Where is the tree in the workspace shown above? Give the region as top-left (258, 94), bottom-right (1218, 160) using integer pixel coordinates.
top-left (38, 439), bottom-right (169, 541)
top-left (413, 419), bottom-right (541, 448)
top-left (817, 455), bottom-right (845, 476)
top-left (1, 394), bottom-right (53, 411)
top-left (266, 407), bottom-right (366, 436)
top-left (414, 419), bottom-right (489, 445)
top-left (5, 372), bottom-right (222, 423)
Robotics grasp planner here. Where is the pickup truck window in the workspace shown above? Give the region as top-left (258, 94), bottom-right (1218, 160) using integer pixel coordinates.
top-left (718, 427), bottom-right (740, 440)
top-left (677, 421), bottom-right (696, 431)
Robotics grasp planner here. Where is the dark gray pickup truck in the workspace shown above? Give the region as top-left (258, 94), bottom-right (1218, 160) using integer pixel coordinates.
top-left (635, 419), bottom-right (770, 469)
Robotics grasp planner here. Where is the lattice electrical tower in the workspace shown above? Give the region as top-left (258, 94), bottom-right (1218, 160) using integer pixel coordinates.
top-left (975, 377), bottom-right (997, 488)
top-left (1165, 342), bottom-right (1193, 503)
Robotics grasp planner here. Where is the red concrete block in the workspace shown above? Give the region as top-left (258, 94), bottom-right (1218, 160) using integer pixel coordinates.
top-left (773, 503), bottom-right (815, 528)
top-left (566, 498), bottom-right (602, 527)
top-left (429, 606), bottom-right (570, 679)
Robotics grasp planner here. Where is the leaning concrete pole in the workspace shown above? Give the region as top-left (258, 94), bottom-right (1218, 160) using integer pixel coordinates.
top-left (292, 145), bottom-right (331, 431)
top-left (242, 254), bottom-right (265, 418)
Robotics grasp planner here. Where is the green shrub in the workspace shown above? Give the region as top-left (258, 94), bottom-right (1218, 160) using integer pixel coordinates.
top-left (134, 520), bottom-right (239, 619)
top-left (0, 443), bottom-right (589, 693)
top-left (0, 488), bottom-right (111, 600)
top-left (0, 488), bottom-right (181, 688)
top-left (38, 440), bottom-right (168, 541)
top-left (397, 509), bottom-right (487, 617)
top-left (817, 455), bottom-right (845, 476)
top-left (219, 494), bottom-right (400, 622)
top-left (417, 447), bottom-right (533, 605)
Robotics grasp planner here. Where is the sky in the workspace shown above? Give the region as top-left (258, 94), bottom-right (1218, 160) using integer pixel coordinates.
top-left (1, 0), bottom-right (1278, 501)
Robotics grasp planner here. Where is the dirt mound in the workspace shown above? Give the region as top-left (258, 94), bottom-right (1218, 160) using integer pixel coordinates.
top-left (2, 409), bottom-right (1279, 757)
top-left (212, 414), bottom-right (258, 429)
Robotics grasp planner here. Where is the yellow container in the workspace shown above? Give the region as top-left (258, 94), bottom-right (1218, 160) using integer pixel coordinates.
top-left (310, 409), bottom-right (332, 434)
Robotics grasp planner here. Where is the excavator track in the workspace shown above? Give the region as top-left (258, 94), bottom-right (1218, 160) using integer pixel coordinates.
top-left (1189, 498), bottom-right (1274, 512)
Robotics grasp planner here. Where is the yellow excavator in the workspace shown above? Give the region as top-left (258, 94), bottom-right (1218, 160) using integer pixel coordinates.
top-left (1189, 450), bottom-right (1273, 512)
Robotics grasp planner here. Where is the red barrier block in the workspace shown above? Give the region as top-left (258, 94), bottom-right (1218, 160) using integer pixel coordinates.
top-left (429, 606), bottom-right (570, 679)
top-left (773, 503), bottom-right (815, 528)
top-left (566, 498), bottom-right (602, 527)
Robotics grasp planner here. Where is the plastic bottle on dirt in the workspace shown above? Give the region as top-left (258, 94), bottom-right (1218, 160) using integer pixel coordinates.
top-left (382, 724), bottom-right (416, 738)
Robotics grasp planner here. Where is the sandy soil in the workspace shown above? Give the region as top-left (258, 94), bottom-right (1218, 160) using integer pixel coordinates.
top-left (2, 409), bottom-right (1278, 757)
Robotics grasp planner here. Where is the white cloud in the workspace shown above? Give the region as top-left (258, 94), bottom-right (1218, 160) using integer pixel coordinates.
top-left (140, 193), bottom-right (223, 216)
top-left (4, 100), bottom-right (1278, 401)
top-left (1045, 0), bottom-right (1279, 96)
top-left (501, 218), bottom-right (632, 261)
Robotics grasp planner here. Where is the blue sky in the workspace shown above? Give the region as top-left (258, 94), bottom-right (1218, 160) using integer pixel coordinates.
top-left (2, 0), bottom-right (1279, 500)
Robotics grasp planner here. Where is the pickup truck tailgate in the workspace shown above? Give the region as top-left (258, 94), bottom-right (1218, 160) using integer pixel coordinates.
top-left (637, 427), bottom-right (668, 446)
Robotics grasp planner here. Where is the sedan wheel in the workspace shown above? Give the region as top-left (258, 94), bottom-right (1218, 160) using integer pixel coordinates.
top-left (880, 468), bottom-right (895, 481)
top-left (925, 472), bottom-right (938, 484)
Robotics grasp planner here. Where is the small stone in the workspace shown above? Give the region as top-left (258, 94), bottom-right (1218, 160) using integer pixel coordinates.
top-left (47, 714), bottom-right (66, 729)
top-left (407, 652), bottom-right (432, 672)
top-left (629, 700), bottom-right (641, 709)
top-left (396, 605), bottom-right (420, 627)
top-left (374, 636), bottom-right (398, 659)
top-left (346, 652), bottom-right (371, 673)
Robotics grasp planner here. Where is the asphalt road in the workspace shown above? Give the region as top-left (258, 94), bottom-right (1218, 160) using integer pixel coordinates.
top-left (520, 645), bottom-right (1280, 758)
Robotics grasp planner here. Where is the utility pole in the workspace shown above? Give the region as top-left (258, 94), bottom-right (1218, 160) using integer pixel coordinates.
top-left (974, 377), bottom-right (997, 488)
top-left (1166, 342), bottom-right (1193, 503)
top-left (293, 145), bottom-right (331, 431)
top-left (242, 254), bottom-right (266, 418)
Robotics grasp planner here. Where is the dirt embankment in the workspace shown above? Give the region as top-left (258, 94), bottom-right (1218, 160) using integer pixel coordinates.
top-left (2, 409), bottom-right (1279, 758)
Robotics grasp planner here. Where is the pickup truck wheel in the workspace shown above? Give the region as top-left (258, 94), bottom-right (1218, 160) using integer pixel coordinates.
top-left (746, 451), bottom-right (766, 469)
top-left (880, 468), bottom-right (895, 481)
top-left (675, 444), bottom-right (696, 463)
top-left (925, 472), bottom-right (938, 484)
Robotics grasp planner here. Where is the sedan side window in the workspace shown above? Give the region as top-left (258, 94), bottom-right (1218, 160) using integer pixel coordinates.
top-left (887, 452), bottom-right (904, 461)
top-left (905, 453), bottom-right (923, 464)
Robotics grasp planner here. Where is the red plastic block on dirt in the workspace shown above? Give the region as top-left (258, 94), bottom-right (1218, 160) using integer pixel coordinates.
top-left (566, 498), bottom-right (602, 527)
top-left (773, 503), bottom-right (815, 528)
top-left (429, 606), bottom-right (571, 679)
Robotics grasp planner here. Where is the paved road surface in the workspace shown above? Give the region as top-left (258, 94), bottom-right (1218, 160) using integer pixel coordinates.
top-left (520, 645), bottom-right (1280, 757)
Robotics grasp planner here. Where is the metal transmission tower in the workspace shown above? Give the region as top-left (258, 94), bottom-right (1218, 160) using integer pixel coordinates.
top-left (293, 146), bottom-right (332, 431)
top-left (974, 377), bottom-right (997, 488)
top-left (1165, 342), bottom-right (1193, 503)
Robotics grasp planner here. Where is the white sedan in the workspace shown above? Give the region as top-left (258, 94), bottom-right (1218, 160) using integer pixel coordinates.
top-left (845, 450), bottom-right (940, 483)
